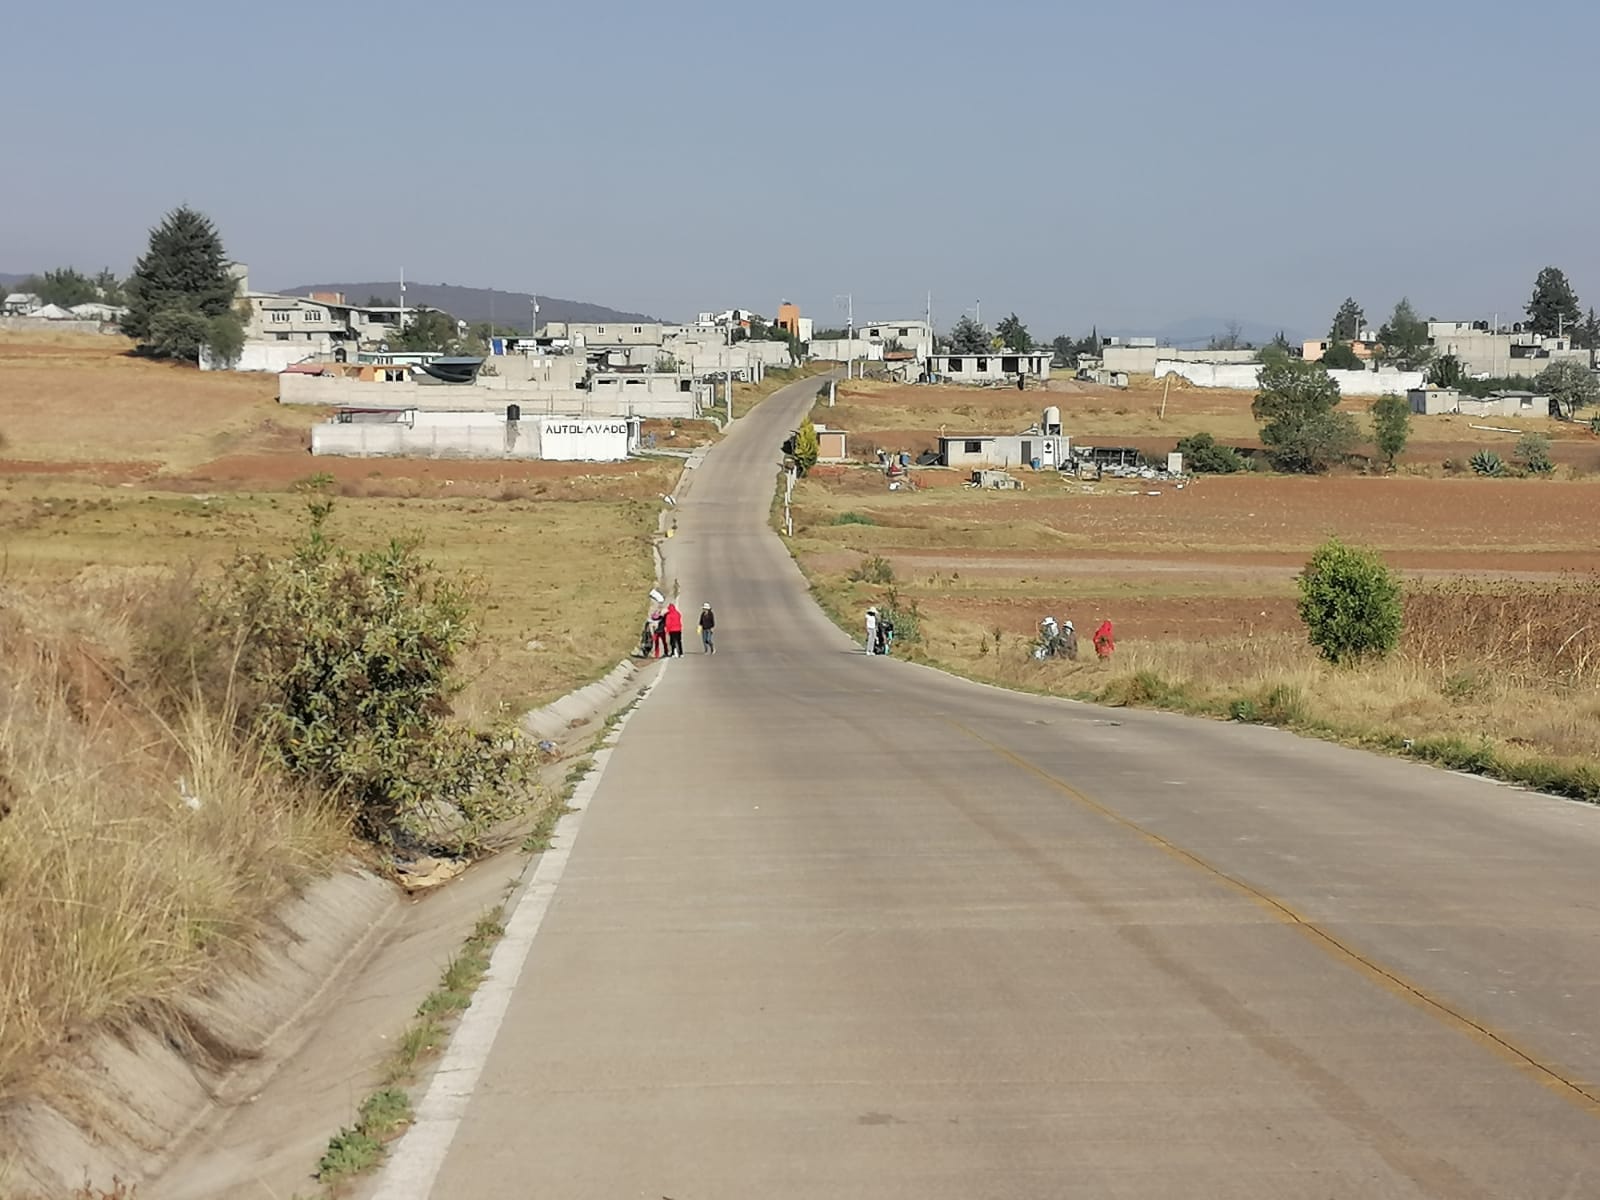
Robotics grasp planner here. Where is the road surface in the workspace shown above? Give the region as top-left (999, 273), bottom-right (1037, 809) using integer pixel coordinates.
top-left (400, 375), bottom-right (1600, 1198)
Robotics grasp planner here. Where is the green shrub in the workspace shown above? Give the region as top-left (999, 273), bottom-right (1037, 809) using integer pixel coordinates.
top-left (833, 511), bottom-right (878, 526)
top-left (1297, 538), bottom-right (1402, 664)
top-left (1514, 432), bottom-right (1554, 475)
top-left (1469, 449), bottom-right (1507, 477)
top-left (879, 585), bottom-right (922, 645)
top-left (139, 500), bottom-right (532, 855)
top-left (1175, 431), bottom-right (1245, 474)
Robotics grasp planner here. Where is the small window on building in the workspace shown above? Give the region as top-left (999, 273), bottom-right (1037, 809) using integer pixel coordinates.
top-left (1521, 397), bottom-right (1534, 408)
top-left (948, 357), bottom-right (963, 372)
top-left (900, 327), bottom-right (909, 336)
top-left (274, 332), bottom-right (289, 341)
top-left (597, 326), bottom-right (606, 335)
top-left (1002, 356), bottom-right (1019, 373)
top-left (964, 440), bottom-right (983, 454)
top-left (634, 325), bottom-right (643, 334)
top-left (270, 310), bottom-right (290, 323)
top-left (304, 309), bottom-right (322, 322)
top-left (977, 358), bottom-right (988, 372)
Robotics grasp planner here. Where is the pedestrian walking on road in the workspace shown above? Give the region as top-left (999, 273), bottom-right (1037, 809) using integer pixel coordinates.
top-left (650, 607), bottom-right (667, 659)
top-left (864, 607), bottom-right (878, 655)
top-left (665, 602), bottom-right (685, 657)
top-left (698, 602), bottom-right (716, 654)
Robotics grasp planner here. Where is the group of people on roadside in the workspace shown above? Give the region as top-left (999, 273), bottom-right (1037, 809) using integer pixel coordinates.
top-left (640, 601), bottom-right (717, 658)
top-left (863, 607), bottom-right (896, 656)
top-left (1036, 615), bottom-right (1115, 661)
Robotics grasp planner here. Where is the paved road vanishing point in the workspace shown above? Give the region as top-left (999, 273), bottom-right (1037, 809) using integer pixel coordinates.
top-left (380, 375), bottom-right (1600, 1199)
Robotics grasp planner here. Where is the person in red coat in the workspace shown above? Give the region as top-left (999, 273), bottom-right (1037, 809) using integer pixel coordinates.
top-left (664, 603), bottom-right (685, 657)
top-left (1093, 620), bottom-right (1115, 660)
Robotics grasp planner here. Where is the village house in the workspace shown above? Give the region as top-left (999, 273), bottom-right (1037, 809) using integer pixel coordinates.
top-left (926, 349), bottom-right (1052, 385)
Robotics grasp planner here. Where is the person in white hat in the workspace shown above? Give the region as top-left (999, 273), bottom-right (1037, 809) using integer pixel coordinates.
top-left (698, 602), bottom-right (716, 654)
top-left (865, 607), bottom-right (879, 656)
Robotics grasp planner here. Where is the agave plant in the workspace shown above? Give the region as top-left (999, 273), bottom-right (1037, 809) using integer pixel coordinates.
top-left (1469, 449), bottom-right (1507, 477)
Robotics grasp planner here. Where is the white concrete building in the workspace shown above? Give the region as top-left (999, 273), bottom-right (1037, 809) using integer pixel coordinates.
top-left (927, 350), bottom-right (1052, 384)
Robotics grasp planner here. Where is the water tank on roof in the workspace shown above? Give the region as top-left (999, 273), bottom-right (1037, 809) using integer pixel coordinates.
top-left (1042, 406), bottom-right (1062, 435)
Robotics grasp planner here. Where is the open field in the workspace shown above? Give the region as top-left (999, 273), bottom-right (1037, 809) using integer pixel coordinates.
top-left (816, 377), bottom-right (1600, 473)
top-left (0, 331), bottom-right (669, 712)
top-left (0, 329), bottom-right (674, 1118)
top-left (787, 381), bottom-right (1600, 792)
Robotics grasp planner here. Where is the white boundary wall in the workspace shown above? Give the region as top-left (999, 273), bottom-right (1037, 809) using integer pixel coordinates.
top-left (1154, 361), bottom-right (1426, 396)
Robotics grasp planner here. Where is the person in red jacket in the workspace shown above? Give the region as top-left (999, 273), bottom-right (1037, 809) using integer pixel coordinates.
top-left (1093, 619), bottom-right (1115, 660)
top-left (664, 602), bottom-right (685, 657)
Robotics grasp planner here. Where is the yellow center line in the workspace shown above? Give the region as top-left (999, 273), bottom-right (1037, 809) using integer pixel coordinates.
top-left (949, 715), bottom-right (1600, 1119)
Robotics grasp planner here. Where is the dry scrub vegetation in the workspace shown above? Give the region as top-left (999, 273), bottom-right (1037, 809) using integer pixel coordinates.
top-left (0, 583), bottom-right (344, 1106)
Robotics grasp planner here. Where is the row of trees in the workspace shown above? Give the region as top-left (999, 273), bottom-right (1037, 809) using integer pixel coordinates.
top-left (10, 266), bottom-right (127, 308)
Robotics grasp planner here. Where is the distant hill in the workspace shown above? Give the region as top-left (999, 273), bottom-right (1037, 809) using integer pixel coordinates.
top-left (276, 281), bottom-right (662, 328)
top-left (0, 272), bottom-right (31, 290)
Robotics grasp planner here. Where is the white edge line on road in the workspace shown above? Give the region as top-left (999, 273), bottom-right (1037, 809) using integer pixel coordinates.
top-left (371, 667), bottom-right (668, 1200)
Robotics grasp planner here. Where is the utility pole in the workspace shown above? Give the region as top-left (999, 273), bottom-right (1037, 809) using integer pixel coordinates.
top-left (531, 293), bottom-right (539, 336)
top-left (398, 267), bottom-right (406, 333)
top-left (836, 293), bottom-right (853, 379)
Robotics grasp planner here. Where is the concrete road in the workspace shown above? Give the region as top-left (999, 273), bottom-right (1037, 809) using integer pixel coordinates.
top-left (416, 376), bottom-right (1600, 1198)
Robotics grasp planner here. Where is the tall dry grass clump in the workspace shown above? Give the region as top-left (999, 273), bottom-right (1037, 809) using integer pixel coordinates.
top-left (1405, 576), bottom-right (1600, 687)
top-left (0, 590), bottom-right (344, 1106)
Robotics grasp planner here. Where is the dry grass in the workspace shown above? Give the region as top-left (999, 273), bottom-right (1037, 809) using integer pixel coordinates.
top-left (0, 332), bottom-right (305, 471)
top-left (0, 484), bottom-right (660, 715)
top-left (0, 586), bottom-right (346, 1106)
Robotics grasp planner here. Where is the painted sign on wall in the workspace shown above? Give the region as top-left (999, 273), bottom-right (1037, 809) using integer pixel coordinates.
top-left (537, 417), bottom-right (635, 461)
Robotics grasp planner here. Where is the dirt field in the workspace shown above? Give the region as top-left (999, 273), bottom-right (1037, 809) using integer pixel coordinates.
top-left (817, 378), bottom-right (1600, 472)
top-left (0, 331), bottom-right (668, 709)
top-left (794, 465), bottom-right (1600, 643)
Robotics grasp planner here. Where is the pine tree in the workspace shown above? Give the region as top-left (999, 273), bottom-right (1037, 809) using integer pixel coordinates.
top-left (1525, 266), bottom-right (1581, 338)
top-left (1329, 298), bottom-right (1364, 342)
top-left (123, 207), bottom-right (243, 361)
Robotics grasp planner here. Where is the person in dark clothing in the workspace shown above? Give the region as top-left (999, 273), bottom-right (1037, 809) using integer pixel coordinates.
top-left (698, 603), bottom-right (716, 653)
top-left (651, 608), bottom-right (668, 658)
top-left (665, 603), bottom-right (685, 657)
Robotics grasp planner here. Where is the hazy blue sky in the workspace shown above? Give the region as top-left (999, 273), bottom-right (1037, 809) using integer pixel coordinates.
top-left (4, 0), bottom-right (1597, 338)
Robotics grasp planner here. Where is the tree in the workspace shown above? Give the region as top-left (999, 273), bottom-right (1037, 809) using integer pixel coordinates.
top-left (996, 312), bottom-right (1031, 353)
top-left (747, 316), bottom-right (771, 341)
top-left (1208, 319), bottom-right (1248, 351)
top-left (1574, 307), bottom-right (1600, 352)
top-left (365, 293), bottom-right (398, 308)
top-left (1252, 359), bottom-right (1358, 473)
top-left (814, 326), bottom-right (848, 340)
top-left (1525, 266), bottom-right (1581, 338)
top-left (1534, 359), bottom-right (1600, 419)
top-left (1329, 298), bottom-right (1365, 342)
top-left (1376, 297), bottom-right (1433, 371)
top-left (1174, 431), bottom-right (1245, 474)
top-left (123, 206), bottom-right (243, 362)
top-left (792, 418), bottom-right (820, 475)
top-left (947, 315), bottom-right (992, 354)
top-left (1297, 538), bottom-right (1402, 664)
top-left (1321, 341), bottom-right (1365, 371)
top-left (1513, 431), bottom-right (1555, 476)
top-left (394, 309), bottom-right (459, 352)
top-left (24, 267), bottom-right (98, 308)
top-left (1427, 353), bottom-right (1465, 389)
top-left (93, 268), bottom-right (125, 305)
top-left (1369, 394), bottom-right (1410, 469)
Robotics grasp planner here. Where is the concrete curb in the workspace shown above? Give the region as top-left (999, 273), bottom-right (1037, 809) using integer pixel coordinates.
top-left (519, 658), bottom-right (644, 743)
top-left (0, 867), bottom-right (398, 1196)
